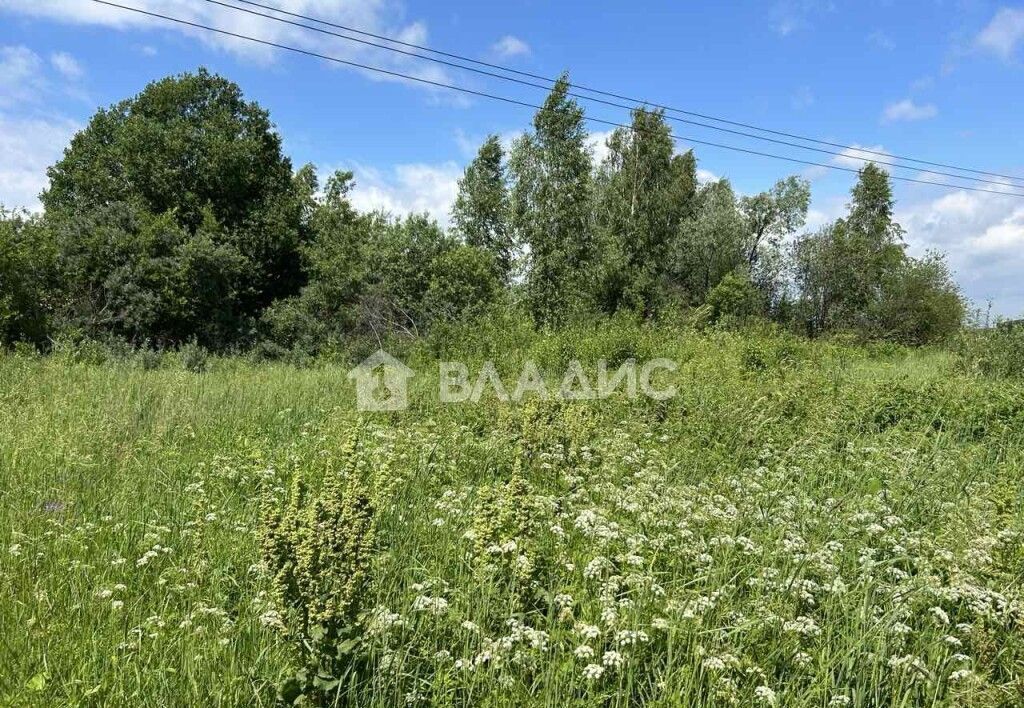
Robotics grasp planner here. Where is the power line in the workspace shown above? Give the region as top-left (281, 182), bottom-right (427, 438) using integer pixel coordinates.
top-left (89, 0), bottom-right (1024, 198)
top-left (198, 0), bottom-right (1019, 190)
top-left (215, 0), bottom-right (1024, 187)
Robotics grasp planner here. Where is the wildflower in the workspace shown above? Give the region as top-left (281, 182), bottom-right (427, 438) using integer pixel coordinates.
top-left (702, 656), bottom-right (727, 671)
top-left (554, 593), bottom-right (574, 608)
top-left (582, 663), bottom-right (605, 680)
top-left (615, 629), bottom-right (649, 646)
top-left (929, 606), bottom-right (950, 626)
top-left (8, 544), bottom-right (22, 557)
top-left (578, 623), bottom-right (601, 640)
top-left (754, 685), bottom-right (777, 705)
top-left (258, 609), bottom-right (286, 631)
top-left (111, 600), bottom-right (124, 610)
top-left (949, 668), bottom-right (974, 683)
top-left (602, 651), bottom-right (624, 669)
top-left (783, 616), bottom-right (821, 637)
top-left (411, 595), bottom-right (449, 615)
top-left (574, 645), bottom-right (595, 659)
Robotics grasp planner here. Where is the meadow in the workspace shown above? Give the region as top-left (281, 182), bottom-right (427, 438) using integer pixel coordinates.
top-left (2, 318), bottom-right (1023, 706)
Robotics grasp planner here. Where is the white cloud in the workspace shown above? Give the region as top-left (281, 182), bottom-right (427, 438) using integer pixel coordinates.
top-left (0, 0), bottom-right (454, 91)
top-left (696, 169), bottom-right (719, 185)
top-left (897, 186), bottom-right (1024, 316)
top-left (345, 161), bottom-right (462, 227)
top-left (587, 130), bottom-right (615, 167)
top-left (976, 7), bottom-right (1024, 59)
top-left (50, 51), bottom-right (83, 80)
top-left (491, 35), bottom-right (530, 58)
top-left (832, 144), bottom-right (891, 170)
top-left (882, 99), bottom-right (938, 123)
top-left (0, 113), bottom-right (80, 211)
top-left (0, 45), bottom-right (45, 107)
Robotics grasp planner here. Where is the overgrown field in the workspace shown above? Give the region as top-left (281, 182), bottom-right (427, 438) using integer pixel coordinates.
top-left (2, 322), bottom-right (1023, 706)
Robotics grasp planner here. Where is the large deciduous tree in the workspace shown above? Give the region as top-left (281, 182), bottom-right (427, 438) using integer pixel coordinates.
top-left (452, 135), bottom-right (513, 281)
top-left (509, 74), bottom-right (596, 327)
top-left (42, 68), bottom-right (305, 348)
top-left (793, 163), bottom-right (961, 342)
top-left (595, 108), bottom-right (697, 315)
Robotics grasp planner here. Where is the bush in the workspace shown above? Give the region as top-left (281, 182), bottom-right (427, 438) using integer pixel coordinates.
top-left (179, 341), bottom-right (209, 373)
top-left (955, 327), bottom-right (1024, 378)
top-left (871, 252), bottom-right (965, 344)
top-left (707, 272), bottom-right (761, 323)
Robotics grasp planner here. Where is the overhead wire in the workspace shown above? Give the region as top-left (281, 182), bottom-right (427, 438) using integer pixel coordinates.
top-left (213, 0), bottom-right (1024, 186)
top-left (89, 0), bottom-right (1024, 198)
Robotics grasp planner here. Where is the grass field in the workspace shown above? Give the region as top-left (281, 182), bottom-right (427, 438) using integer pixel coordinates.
top-left (2, 322), bottom-right (1023, 706)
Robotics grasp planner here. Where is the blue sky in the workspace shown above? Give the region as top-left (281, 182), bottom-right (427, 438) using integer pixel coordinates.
top-left (2, 0), bottom-right (1023, 316)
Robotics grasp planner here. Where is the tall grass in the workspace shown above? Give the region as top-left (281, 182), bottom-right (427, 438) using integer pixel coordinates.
top-left (1, 322), bottom-right (1022, 705)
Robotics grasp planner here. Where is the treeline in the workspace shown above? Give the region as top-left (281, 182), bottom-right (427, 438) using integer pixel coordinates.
top-left (0, 68), bottom-right (965, 354)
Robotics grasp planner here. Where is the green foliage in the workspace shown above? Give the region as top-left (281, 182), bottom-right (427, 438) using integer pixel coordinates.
top-left (671, 179), bottom-right (748, 302)
top-left (955, 326), bottom-right (1024, 378)
top-left (42, 68), bottom-right (305, 349)
top-left (260, 430), bottom-right (376, 703)
top-left (178, 340), bottom-right (209, 373)
top-left (263, 167), bottom-right (503, 354)
top-left (0, 70), bottom-right (973, 355)
top-left (871, 251), bottom-right (965, 344)
top-left (791, 163), bottom-right (963, 344)
top-left (510, 75), bottom-right (597, 327)
top-left (0, 209), bottom-right (55, 348)
top-left (423, 244), bottom-right (501, 322)
top-left (594, 108), bottom-right (697, 315)
top-left (4, 324), bottom-right (1024, 705)
top-left (706, 271), bottom-right (762, 323)
top-left (739, 176), bottom-right (810, 305)
top-left (451, 135), bottom-right (513, 281)
top-left (469, 470), bottom-right (551, 612)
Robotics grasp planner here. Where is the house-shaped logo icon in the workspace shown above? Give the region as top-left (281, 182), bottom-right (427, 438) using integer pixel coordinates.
top-left (347, 350), bottom-right (415, 411)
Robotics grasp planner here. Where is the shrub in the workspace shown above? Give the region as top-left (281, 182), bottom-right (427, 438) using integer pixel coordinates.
top-left (179, 341), bottom-right (209, 373)
top-left (707, 272), bottom-right (761, 323)
top-left (955, 327), bottom-right (1024, 378)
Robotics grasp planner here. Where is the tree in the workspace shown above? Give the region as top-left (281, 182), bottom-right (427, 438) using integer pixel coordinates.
top-left (793, 163), bottom-right (908, 337)
top-left (670, 178), bottom-right (747, 303)
top-left (0, 209), bottom-right (55, 347)
top-left (452, 135), bottom-right (513, 281)
top-left (871, 252), bottom-right (965, 344)
top-left (261, 170), bottom-right (367, 351)
top-left (739, 176), bottom-right (810, 307)
top-left (42, 68), bottom-right (306, 347)
top-left (739, 176), bottom-right (811, 269)
top-left (509, 74), bottom-right (595, 327)
top-left (595, 108), bottom-right (697, 315)
top-left (706, 271), bottom-right (761, 322)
